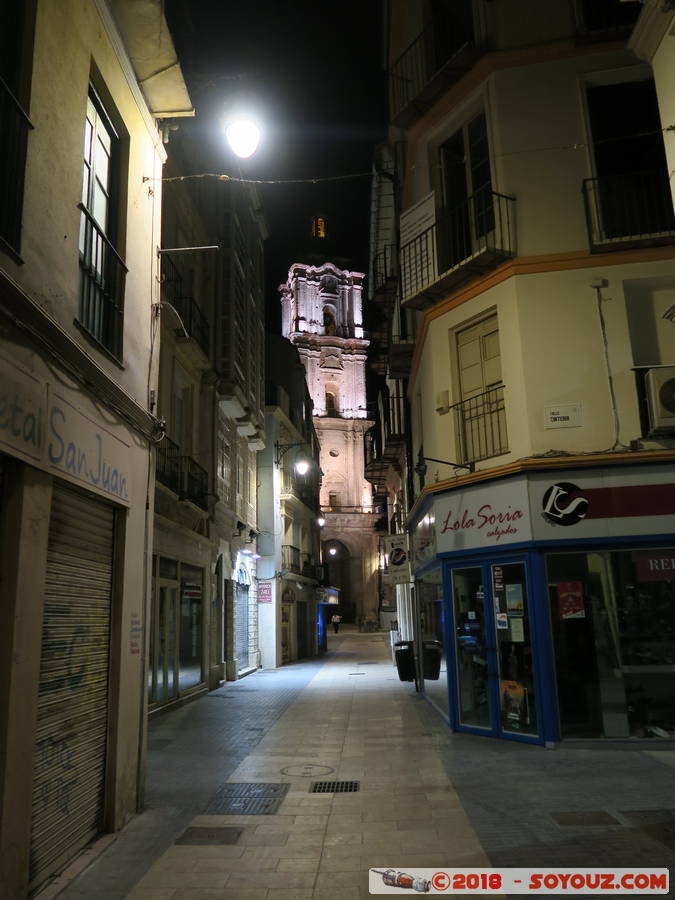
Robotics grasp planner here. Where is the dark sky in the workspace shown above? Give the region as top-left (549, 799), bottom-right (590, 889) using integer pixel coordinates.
top-left (165, 1), bottom-right (387, 330)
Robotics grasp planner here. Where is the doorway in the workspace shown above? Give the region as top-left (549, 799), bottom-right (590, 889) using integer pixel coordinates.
top-left (448, 560), bottom-right (540, 741)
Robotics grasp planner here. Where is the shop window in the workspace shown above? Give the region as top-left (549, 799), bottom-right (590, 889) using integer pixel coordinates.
top-left (418, 568), bottom-right (448, 717)
top-left (179, 563), bottom-right (203, 691)
top-left (547, 547), bottom-right (675, 739)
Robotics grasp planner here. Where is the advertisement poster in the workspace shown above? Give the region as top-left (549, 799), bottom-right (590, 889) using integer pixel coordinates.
top-left (510, 617), bottom-right (525, 643)
top-left (382, 534), bottom-right (411, 585)
top-left (505, 583), bottom-right (524, 614)
top-left (496, 612), bottom-right (509, 630)
top-left (258, 582), bottom-right (272, 603)
top-left (500, 680), bottom-right (529, 727)
top-left (557, 581), bottom-right (585, 619)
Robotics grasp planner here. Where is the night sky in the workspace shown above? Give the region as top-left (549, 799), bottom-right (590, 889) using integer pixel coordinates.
top-left (165, 0), bottom-right (387, 331)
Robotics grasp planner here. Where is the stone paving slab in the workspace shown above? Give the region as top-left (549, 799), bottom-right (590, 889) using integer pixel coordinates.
top-left (51, 627), bottom-right (675, 900)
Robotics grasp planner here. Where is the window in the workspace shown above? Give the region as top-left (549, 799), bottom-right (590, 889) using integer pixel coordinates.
top-left (323, 307), bottom-right (336, 336)
top-left (78, 87), bottom-right (127, 358)
top-left (453, 314), bottom-right (508, 463)
top-left (325, 391), bottom-right (338, 416)
top-left (578, 0), bottom-right (641, 34)
top-left (312, 215), bottom-right (327, 239)
top-left (439, 112), bottom-right (494, 271)
top-left (0, 1), bottom-right (35, 257)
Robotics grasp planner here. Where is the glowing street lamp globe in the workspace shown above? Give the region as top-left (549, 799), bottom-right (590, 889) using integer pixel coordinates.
top-left (225, 117), bottom-right (261, 159)
top-left (294, 457), bottom-right (310, 476)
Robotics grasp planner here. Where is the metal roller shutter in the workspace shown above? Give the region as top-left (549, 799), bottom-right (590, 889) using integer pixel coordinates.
top-left (29, 484), bottom-right (114, 889)
top-left (235, 582), bottom-right (249, 670)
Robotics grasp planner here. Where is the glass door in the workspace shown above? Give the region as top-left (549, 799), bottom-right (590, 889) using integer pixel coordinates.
top-left (491, 562), bottom-right (538, 737)
top-left (451, 567), bottom-right (492, 730)
top-left (450, 561), bottom-right (540, 740)
top-left (157, 583), bottom-right (178, 703)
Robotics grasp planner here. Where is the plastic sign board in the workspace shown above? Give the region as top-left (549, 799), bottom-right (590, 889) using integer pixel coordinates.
top-left (382, 534), bottom-right (411, 585)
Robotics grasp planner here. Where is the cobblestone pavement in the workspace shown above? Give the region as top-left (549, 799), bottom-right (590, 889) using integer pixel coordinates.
top-left (50, 629), bottom-right (675, 900)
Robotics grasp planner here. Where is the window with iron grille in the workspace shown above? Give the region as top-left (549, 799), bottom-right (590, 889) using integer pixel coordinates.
top-left (78, 87), bottom-right (127, 359)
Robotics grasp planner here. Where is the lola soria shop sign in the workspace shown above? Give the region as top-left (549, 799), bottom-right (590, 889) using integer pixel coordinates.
top-left (0, 356), bottom-right (131, 505)
top-left (435, 476), bottom-right (531, 553)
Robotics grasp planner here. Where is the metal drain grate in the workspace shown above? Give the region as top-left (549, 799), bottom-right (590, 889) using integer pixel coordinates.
top-left (175, 827), bottom-right (242, 845)
top-left (311, 780), bottom-right (360, 794)
top-left (205, 782), bottom-right (289, 814)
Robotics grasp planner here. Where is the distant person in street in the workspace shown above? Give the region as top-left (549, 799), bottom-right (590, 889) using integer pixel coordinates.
top-left (331, 614), bottom-right (341, 633)
top-left (357, 615), bottom-right (364, 632)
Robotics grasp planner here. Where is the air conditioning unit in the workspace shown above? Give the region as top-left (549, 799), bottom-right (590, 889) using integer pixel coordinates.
top-left (645, 366), bottom-right (675, 433)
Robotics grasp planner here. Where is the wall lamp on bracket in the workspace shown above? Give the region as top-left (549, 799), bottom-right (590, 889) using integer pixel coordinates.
top-left (232, 520), bottom-right (247, 538)
top-left (415, 454), bottom-right (474, 480)
top-left (275, 440), bottom-right (312, 474)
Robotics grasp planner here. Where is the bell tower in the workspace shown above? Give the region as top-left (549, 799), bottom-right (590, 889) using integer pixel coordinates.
top-left (280, 262), bottom-right (379, 622)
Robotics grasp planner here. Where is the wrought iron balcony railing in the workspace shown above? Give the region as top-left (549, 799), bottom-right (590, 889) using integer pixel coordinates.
top-left (400, 188), bottom-right (515, 308)
top-left (389, 23), bottom-right (480, 127)
top-left (452, 385), bottom-right (508, 465)
top-left (0, 75), bottom-right (32, 256)
top-left (155, 438), bottom-right (209, 512)
top-left (282, 544), bottom-right (301, 573)
top-left (161, 254), bottom-right (210, 358)
top-left (582, 171), bottom-right (675, 252)
top-left (372, 244), bottom-right (398, 295)
top-left (156, 435), bottom-right (181, 495)
top-left (78, 204), bottom-right (127, 358)
top-left (181, 456), bottom-right (209, 511)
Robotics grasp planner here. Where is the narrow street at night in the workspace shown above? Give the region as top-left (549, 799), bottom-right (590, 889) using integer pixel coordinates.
top-left (45, 631), bottom-right (675, 900)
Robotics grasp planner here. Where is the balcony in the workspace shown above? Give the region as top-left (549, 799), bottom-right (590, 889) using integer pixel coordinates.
top-left (452, 385), bottom-right (508, 466)
top-left (156, 435), bottom-right (181, 495)
top-left (301, 553), bottom-right (322, 580)
top-left (155, 437), bottom-right (209, 512)
top-left (389, 23), bottom-right (482, 128)
top-left (0, 75), bottom-right (32, 258)
top-left (161, 255), bottom-right (210, 365)
top-left (400, 189), bottom-right (516, 310)
top-left (388, 338), bottom-right (415, 379)
top-left (280, 470), bottom-right (316, 509)
top-left (282, 544), bottom-right (301, 574)
top-left (582, 171), bottom-right (675, 253)
top-left (181, 456), bottom-right (209, 511)
top-left (372, 245), bottom-right (398, 300)
top-left (78, 204), bottom-right (127, 359)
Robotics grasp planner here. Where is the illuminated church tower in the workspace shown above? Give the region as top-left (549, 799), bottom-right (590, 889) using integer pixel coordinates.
top-left (280, 261), bottom-right (379, 622)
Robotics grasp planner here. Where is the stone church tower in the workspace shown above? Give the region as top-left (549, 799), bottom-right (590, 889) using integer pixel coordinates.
top-left (280, 262), bottom-right (379, 622)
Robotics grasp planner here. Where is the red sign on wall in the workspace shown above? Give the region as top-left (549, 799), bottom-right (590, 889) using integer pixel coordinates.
top-left (557, 581), bottom-right (585, 619)
top-left (633, 550), bottom-right (675, 582)
top-left (257, 582), bottom-right (272, 603)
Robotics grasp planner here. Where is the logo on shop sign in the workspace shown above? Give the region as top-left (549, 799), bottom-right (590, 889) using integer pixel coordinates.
top-left (542, 482), bottom-right (589, 526)
top-left (389, 546), bottom-right (407, 566)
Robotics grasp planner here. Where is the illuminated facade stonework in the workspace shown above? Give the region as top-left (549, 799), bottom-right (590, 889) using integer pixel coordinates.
top-left (280, 262), bottom-right (379, 621)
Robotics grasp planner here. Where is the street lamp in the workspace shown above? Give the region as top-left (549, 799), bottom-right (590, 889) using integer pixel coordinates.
top-left (317, 516), bottom-right (326, 527)
top-left (275, 440), bottom-right (313, 474)
top-left (224, 115), bottom-right (261, 159)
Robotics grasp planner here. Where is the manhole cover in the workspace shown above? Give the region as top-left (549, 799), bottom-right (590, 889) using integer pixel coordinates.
top-left (280, 764), bottom-right (335, 777)
top-left (211, 783), bottom-right (289, 799)
top-left (175, 827), bottom-right (242, 845)
top-left (311, 781), bottom-right (360, 794)
top-left (552, 811), bottom-right (620, 826)
top-left (206, 796), bottom-right (284, 815)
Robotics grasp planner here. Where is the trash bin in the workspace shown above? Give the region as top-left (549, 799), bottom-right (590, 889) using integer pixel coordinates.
top-left (422, 640), bottom-right (442, 680)
top-left (394, 641), bottom-right (415, 682)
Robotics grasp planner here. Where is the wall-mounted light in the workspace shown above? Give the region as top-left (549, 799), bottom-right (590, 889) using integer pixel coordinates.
top-left (329, 547), bottom-right (337, 556)
top-left (275, 440), bottom-right (313, 473)
top-left (317, 516), bottom-right (326, 527)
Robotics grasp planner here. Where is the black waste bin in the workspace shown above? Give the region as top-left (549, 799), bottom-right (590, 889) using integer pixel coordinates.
top-left (422, 640), bottom-right (442, 680)
top-left (394, 640), bottom-right (415, 682)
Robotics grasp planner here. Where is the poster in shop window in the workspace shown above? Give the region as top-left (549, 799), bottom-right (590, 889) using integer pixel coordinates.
top-left (557, 581), bottom-right (585, 619)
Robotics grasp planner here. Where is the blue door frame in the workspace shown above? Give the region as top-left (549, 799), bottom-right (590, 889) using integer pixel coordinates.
top-left (440, 549), bottom-right (555, 745)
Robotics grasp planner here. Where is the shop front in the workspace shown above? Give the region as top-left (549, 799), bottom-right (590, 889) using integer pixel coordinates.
top-left (410, 463), bottom-right (675, 744)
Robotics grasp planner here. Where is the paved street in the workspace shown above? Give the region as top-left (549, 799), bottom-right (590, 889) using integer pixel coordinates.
top-left (49, 628), bottom-right (675, 900)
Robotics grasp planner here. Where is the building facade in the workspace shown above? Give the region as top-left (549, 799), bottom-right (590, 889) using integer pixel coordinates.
top-left (373, 0), bottom-right (675, 743)
top-left (151, 122), bottom-right (267, 710)
top-left (280, 263), bottom-right (380, 623)
top-left (0, 1), bottom-right (191, 894)
top-left (257, 334), bottom-right (323, 666)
